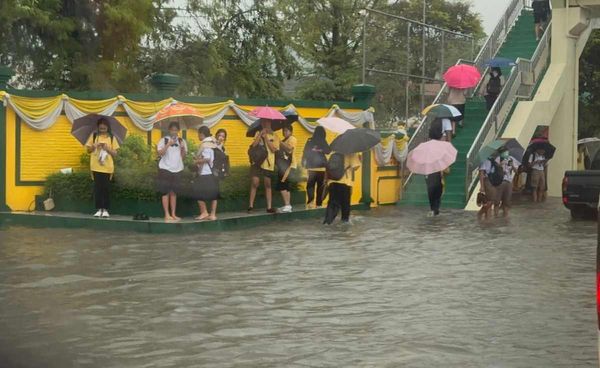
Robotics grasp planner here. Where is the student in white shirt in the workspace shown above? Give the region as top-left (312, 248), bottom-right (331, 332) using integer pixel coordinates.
top-left (495, 150), bottom-right (520, 217)
top-left (194, 126), bottom-right (219, 221)
top-left (157, 122), bottom-right (188, 221)
top-left (529, 148), bottom-right (548, 202)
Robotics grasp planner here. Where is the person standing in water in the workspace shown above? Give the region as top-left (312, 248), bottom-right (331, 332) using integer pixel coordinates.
top-left (156, 122), bottom-right (187, 221)
top-left (85, 118), bottom-right (119, 218)
top-left (302, 126), bottom-right (331, 208)
top-left (424, 120), bottom-right (447, 217)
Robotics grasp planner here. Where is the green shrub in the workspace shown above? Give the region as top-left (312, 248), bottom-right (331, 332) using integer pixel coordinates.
top-left (45, 135), bottom-right (300, 202)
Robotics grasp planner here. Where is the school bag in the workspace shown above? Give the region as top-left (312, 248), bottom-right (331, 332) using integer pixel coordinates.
top-left (211, 148), bottom-right (230, 179)
top-left (248, 139), bottom-right (269, 167)
top-left (488, 159), bottom-right (504, 186)
top-left (428, 118), bottom-right (444, 140)
top-left (302, 139), bottom-right (328, 169)
top-left (487, 76), bottom-right (502, 95)
top-left (326, 152), bottom-right (347, 181)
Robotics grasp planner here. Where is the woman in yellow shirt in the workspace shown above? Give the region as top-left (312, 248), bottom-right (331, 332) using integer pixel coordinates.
top-left (248, 119), bottom-right (280, 213)
top-left (84, 118), bottom-right (120, 218)
top-left (323, 152), bottom-right (361, 224)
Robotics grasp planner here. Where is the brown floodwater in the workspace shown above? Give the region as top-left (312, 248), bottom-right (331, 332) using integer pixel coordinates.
top-left (0, 199), bottom-right (596, 367)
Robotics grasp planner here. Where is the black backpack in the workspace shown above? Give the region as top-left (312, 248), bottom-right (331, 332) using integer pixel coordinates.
top-left (326, 152), bottom-right (347, 181)
top-left (487, 76), bottom-right (502, 95)
top-left (212, 148), bottom-right (230, 179)
top-left (488, 159), bottom-right (504, 186)
top-left (248, 139), bottom-right (269, 167)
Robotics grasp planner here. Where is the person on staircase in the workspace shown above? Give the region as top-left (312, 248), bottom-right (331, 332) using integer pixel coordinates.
top-left (482, 67), bottom-right (504, 111)
top-left (533, 0), bottom-right (550, 41)
top-left (447, 87), bottom-right (467, 136)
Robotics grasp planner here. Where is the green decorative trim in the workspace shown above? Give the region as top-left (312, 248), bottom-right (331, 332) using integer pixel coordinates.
top-left (0, 102), bottom-right (9, 210)
top-left (360, 150), bottom-right (373, 205)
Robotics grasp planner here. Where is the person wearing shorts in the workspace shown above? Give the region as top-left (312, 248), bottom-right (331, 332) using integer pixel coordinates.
top-left (248, 119), bottom-right (280, 213)
top-left (478, 158), bottom-right (500, 219)
top-left (495, 150), bottom-right (519, 217)
top-left (447, 87), bottom-right (467, 134)
top-left (529, 148), bottom-right (548, 202)
top-left (157, 122), bottom-right (187, 221)
top-left (532, 0), bottom-right (549, 41)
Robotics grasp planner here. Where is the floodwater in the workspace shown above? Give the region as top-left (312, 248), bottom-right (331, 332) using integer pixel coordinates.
top-left (0, 199), bottom-right (597, 368)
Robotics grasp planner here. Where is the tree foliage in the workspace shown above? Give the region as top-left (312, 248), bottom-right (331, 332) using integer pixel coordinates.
top-left (579, 30), bottom-right (600, 138)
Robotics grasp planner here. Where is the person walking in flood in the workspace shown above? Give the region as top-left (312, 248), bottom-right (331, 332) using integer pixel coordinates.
top-left (157, 122), bottom-right (187, 221)
top-left (425, 120), bottom-right (447, 216)
top-left (276, 124), bottom-right (297, 213)
top-left (302, 126), bottom-right (331, 208)
top-left (529, 147), bottom-right (548, 202)
top-left (85, 118), bottom-right (119, 218)
top-left (194, 126), bottom-right (219, 221)
top-left (495, 149), bottom-right (519, 218)
top-left (323, 152), bottom-right (361, 224)
top-left (248, 119), bottom-right (280, 213)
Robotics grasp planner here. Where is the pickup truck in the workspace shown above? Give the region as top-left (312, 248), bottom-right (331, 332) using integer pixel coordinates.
top-left (562, 170), bottom-right (600, 219)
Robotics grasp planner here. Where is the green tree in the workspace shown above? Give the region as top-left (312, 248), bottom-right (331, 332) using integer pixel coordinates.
top-left (579, 30), bottom-right (600, 138)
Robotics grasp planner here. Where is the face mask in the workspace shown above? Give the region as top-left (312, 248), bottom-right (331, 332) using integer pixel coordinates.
top-left (500, 152), bottom-right (509, 160)
top-left (492, 72), bottom-right (498, 77)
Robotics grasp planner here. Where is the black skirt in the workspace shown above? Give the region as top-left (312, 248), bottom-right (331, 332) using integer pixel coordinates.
top-left (194, 174), bottom-right (220, 201)
top-left (157, 169), bottom-right (182, 195)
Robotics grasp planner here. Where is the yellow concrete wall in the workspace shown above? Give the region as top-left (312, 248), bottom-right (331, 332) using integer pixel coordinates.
top-left (5, 102), bottom-right (396, 211)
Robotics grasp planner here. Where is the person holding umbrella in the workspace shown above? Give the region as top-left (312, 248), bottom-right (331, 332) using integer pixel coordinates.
top-left (248, 117), bottom-right (281, 213)
top-left (157, 122), bottom-right (188, 221)
top-left (276, 124), bottom-right (297, 213)
top-left (446, 87), bottom-right (467, 133)
top-left (82, 117), bottom-right (121, 218)
top-left (495, 148), bottom-right (520, 218)
top-left (323, 128), bottom-right (381, 224)
top-left (482, 67), bottom-right (504, 111)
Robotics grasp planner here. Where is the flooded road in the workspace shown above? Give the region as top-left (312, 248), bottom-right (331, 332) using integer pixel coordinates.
top-left (0, 199), bottom-right (597, 367)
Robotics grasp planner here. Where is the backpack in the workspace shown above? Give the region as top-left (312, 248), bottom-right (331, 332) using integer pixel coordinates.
top-left (487, 76), bottom-right (502, 95)
top-left (428, 118), bottom-right (444, 140)
top-left (326, 152), bottom-right (347, 181)
top-left (302, 139), bottom-right (328, 169)
top-left (248, 139), bottom-right (269, 167)
top-left (211, 148), bottom-right (230, 179)
top-left (487, 159), bottom-right (504, 186)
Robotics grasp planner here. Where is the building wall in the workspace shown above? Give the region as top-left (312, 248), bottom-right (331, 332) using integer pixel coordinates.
top-left (2, 100), bottom-right (398, 211)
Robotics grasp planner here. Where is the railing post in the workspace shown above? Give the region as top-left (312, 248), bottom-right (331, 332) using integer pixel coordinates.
top-left (441, 31), bottom-right (445, 74)
top-left (405, 22), bottom-right (411, 120)
top-left (362, 11), bottom-right (368, 85)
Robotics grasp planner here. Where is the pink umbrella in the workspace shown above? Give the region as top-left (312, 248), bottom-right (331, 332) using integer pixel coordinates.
top-left (317, 117), bottom-right (356, 134)
top-left (443, 65), bottom-right (481, 89)
top-left (407, 140), bottom-right (457, 175)
top-left (250, 106), bottom-right (286, 121)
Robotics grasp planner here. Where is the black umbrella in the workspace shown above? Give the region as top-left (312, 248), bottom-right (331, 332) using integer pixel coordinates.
top-left (71, 114), bottom-right (127, 145)
top-left (282, 108), bottom-right (299, 124)
top-left (499, 138), bottom-right (525, 162)
top-left (330, 128), bottom-right (381, 154)
top-left (528, 140), bottom-right (556, 160)
top-left (245, 119), bottom-right (286, 138)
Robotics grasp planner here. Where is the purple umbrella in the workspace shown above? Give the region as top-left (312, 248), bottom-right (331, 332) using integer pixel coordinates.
top-left (71, 114), bottom-right (127, 146)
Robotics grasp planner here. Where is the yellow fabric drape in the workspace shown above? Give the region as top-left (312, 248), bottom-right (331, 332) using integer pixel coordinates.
top-left (121, 97), bottom-right (173, 117)
top-left (9, 95), bottom-right (63, 120)
top-left (187, 100), bottom-right (234, 116)
top-left (68, 97), bottom-right (119, 113)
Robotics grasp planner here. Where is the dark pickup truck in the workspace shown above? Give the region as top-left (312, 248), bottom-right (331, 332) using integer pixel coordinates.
top-left (562, 170), bottom-right (600, 219)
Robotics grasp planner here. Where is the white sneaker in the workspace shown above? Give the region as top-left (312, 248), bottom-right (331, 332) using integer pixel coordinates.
top-left (101, 210), bottom-right (110, 218)
top-left (93, 210), bottom-right (102, 217)
top-left (279, 205), bottom-right (292, 213)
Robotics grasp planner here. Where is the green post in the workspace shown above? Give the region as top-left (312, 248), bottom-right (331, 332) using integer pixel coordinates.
top-left (0, 66), bottom-right (11, 210)
top-left (351, 84), bottom-right (376, 207)
top-left (0, 66), bottom-right (14, 90)
top-left (150, 73), bottom-right (181, 97)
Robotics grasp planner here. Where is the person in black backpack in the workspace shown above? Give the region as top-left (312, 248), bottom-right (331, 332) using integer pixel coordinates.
top-left (323, 151), bottom-right (361, 224)
top-left (484, 67), bottom-right (504, 111)
top-left (478, 153), bottom-right (504, 219)
top-left (248, 119), bottom-right (280, 213)
top-left (194, 126), bottom-right (219, 221)
top-left (303, 126), bottom-right (331, 208)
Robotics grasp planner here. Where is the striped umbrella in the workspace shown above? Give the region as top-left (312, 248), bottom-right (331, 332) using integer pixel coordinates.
top-left (421, 104), bottom-right (463, 121)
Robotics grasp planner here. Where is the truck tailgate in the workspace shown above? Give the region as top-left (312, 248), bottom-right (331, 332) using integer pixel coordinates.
top-left (564, 170), bottom-right (600, 205)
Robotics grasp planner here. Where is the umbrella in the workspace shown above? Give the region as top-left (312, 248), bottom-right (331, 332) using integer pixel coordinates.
top-left (421, 104), bottom-right (463, 121)
top-left (154, 103), bottom-right (203, 130)
top-left (71, 114), bottom-right (127, 146)
top-left (578, 137), bottom-right (600, 145)
top-left (250, 106), bottom-right (286, 121)
top-left (281, 108), bottom-right (299, 124)
top-left (578, 138), bottom-right (600, 162)
top-left (317, 117), bottom-right (356, 134)
top-left (443, 64), bottom-right (481, 89)
top-left (330, 128), bottom-right (381, 154)
top-left (406, 140), bottom-right (457, 175)
top-left (485, 57), bottom-right (516, 68)
top-left (477, 140), bottom-right (505, 163)
top-left (497, 138), bottom-right (525, 162)
top-left (528, 140), bottom-right (556, 159)
top-left (245, 119), bottom-right (286, 138)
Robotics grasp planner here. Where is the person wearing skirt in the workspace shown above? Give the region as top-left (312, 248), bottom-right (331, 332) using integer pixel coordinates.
top-left (194, 126), bottom-right (219, 221)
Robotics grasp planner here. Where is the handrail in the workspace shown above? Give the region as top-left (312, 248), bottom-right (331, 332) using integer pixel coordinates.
top-left (463, 22), bottom-right (552, 200)
top-left (402, 0), bottom-right (527, 191)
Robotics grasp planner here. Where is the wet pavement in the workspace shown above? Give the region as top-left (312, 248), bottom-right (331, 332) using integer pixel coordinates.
top-left (0, 199), bottom-right (596, 367)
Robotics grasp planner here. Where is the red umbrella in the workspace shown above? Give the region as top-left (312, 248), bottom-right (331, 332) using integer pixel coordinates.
top-left (250, 106), bottom-right (286, 121)
top-left (443, 65), bottom-right (481, 89)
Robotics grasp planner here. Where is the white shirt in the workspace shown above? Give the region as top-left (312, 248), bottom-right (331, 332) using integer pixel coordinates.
top-left (499, 156), bottom-right (519, 182)
top-left (479, 159), bottom-right (494, 176)
top-left (157, 136), bottom-right (187, 173)
top-left (529, 152), bottom-right (547, 171)
top-left (197, 137), bottom-right (216, 176)
top-left (441, 118), bottom-right (453, 134)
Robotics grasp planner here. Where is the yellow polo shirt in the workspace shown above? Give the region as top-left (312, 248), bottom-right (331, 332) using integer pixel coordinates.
top-left (85, 133), bottom-right (119, 174)
top-left (258, 133), bottom-right (280, 172)
top-left (329, 153), bottom-right (361, 187)
top-left (283, 135), bottom-right (298, 169)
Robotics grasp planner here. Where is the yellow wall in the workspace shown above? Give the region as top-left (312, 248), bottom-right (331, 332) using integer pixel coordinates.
top-left (5, 102), bottom-right (401, 211)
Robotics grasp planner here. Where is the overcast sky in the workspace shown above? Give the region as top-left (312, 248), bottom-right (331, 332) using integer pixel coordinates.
top-left (468, 0), bottom-right (511, 34)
